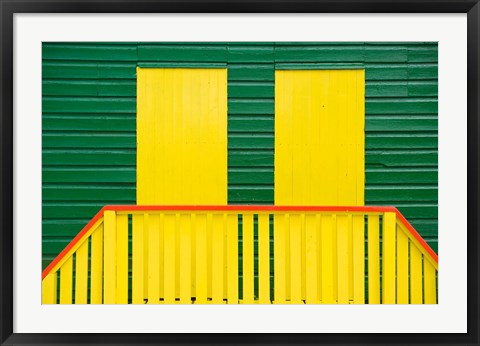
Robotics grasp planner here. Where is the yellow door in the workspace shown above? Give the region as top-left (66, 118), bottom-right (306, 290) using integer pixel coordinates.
top-left (275, 69), bottom-right (365, 206)
top-left (136, 68), bottom-right (228, 205)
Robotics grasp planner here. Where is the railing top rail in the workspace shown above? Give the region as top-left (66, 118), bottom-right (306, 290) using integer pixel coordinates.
top-left (42, 204), bottom-right (438, 280)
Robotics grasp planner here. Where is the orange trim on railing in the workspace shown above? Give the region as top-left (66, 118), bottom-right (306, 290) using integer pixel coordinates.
top-left (42, 205), bottom-right (438, 280)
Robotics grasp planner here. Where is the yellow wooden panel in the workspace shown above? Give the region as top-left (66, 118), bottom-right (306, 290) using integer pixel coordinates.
top-left (164, 214), bottom-right (176, 304)
top-left (321, 215), bottom-right (335, 304)
top-left (258, 214), bottom-right (270, 304)
top-left (116, 214), bottom-right (128, 304)
top-left (397, 228), bottom-right (409, 304)
top-left (75, 240), bottom-right (89, 304)
top-left (367, 215), bottom-right (380, 304)
top-left (410, 243), bottom-right (423, 304)
top-left (136, 68), bottom-right (227, 206)
top-left (242, 214), bottom-right (254, 304)
top-left (274, 214), bottom-right (287, 304)
top-left (42, 272), bottom-right (57, 304)
top-left (305, 214), bottom-right (318, 304)
top-left (90, 224), bottom-right (103, 304)
top-left (424, 260), bottom-right (437, 304)
top-left (382, 212), bottom-right (396, 304)
top-left (289, 214), bottom-right (302, 303)
top-left (148, 214), bottom-right (160, 304)
top-left (60, 256), bottom-right (73, 304)
top-left (179, 214), bottom-right (192, 304)
top-left (212, 214), bottom-right (224, 303)
top-left (195, 214), bottom-right (207, 303)
top-left (227, 214), bottom-right (238, 304)
top-left (275, 70), bottom-right (365, 206)
top-left (336, 215), bottom-right (349, 304)
top-left (132, 214), bottom-right (144, 304)
top-left (103, 210), bottom-right (116, 304)
top-left (352, 215), bottom-right (365, 304)
top-left (206, 213), bottom-right (213, 300)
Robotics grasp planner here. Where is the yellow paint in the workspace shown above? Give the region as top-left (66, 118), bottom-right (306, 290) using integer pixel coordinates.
top-left (275, 69), bottom-right (365, 206)
top-left (179, 214), bottom-right (192, 304)
top-left (206, 213), bottom-right (213, 300)
top-left (305, 214), bottom-right (318, 304)
top-left (42, 272), bottom-right (57, 304)
top-left (162, 214), bottom-right (175, 303)
top-left (352, 215), bottom-right (365, 304)
top-left (410, 243), bottom-right (423, 304)
top-left (424, 260), bottom-right (437, 304)
top-left (132, 214), bottom-right (144, 304)
top-left (90, 224), bottom-right (103, 304)
top-left (147, 214), bottom-right (160, 304)
top-left (367, 215), bottom-right (380, 304)
top-left (396, 228), bottom-right (409, 304)
top-left (243, 214), bottom-right (254, 304)
top-left (212, 214), bottom-right (224, 303)
top-left (273, 214), bottom-right (286, 303)
top-left (103, 210), bottom-right (116, 304)
top-left (336, 215), bottom-right (349, 304)
top-left (382, 212), bottom-right (396, 304)
top-left (258, 214), bottom-right (270, 304)
top-left (116, 214), bottom-right (128, 304)
top-left (321, 215), bottom-right (335, 303)
top-left (60, 256), bottom-right (73, 304)
top-left (227, 214), bottom-right (238, 304)
top-left (289, 214), bottom-right (302, 303)
top-left (75, 240), bottom-right (88, 304)
top-left (195, 214), bottom-right (207, 303)
top-left (136, 68), bottom-right (227, 206)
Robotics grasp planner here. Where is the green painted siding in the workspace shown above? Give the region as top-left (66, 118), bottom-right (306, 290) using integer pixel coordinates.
top-left (42, 42), bottom-right (438, 275)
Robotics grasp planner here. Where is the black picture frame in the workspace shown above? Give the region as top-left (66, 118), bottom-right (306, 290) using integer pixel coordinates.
top-left (1, 1), bottom-right (478, 345)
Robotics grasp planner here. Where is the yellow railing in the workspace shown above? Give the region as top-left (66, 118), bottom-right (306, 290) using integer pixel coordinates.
top-left (42, 205), bottom-right (438, 304)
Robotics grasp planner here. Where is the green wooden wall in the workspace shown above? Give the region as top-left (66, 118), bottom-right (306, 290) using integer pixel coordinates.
top-left (42, 42), bottom-right (438, 275)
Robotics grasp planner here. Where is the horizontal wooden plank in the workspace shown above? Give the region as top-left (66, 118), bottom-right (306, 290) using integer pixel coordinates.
top-left (43, 62), bottom-right (136, 79)
top-left (228, 117), bottom-right (273, 133)
top-left (228, 187), bottom-right (274, 203)
top-left (43, 44), bottom-right (137, 61)
top-left (366, 117), bottom-right (437, 132)
top-left (229, 134), bottom-right (274, 149)
top-left (228, 99), bottom-right (274, 115)
top-left (274, 46), bottom-right (365, 62)
top-left (43, 133), bottom-right (135, 149)
top-left (408, 82), bottom-right (438, 97)
top-left (365, 47), bottom-right (408, 62)
top-left (228, 64), bottom-right (274, 81)
top-left (365, 134), bottom-right (438, 149)
top-left (42, 150), bottom-right (136, 166)
top-left (365, 65), bottom-right (408, 80)
top-left (43, 80), bottom-right (136, 97)
top-left (366, 99), bottom-right (437, 114)
top-left (366, 82), bottom-right (408, 97)
top-left (365, 186), bottom-right (437, 202)
top-left (137, 45), bottom-right (227, 62)
top-left (228, 151), bottom-right (274, 167)
top-left (227, 46), bottom-right (274, 62)
top-left (394, 205), bottom-right (438, 219)
top-left (42, 97), bottom-right (136, 113)
top-left (42, 115), bottom-right (135, 132)
top-left (43, 203), bottom-right (109, 219)
top-left (42, 219), bottom-right (91, 237)
top-left (408, 64), bottom-right (438, 79)
top-left (228, 169), bottom-right (273, 184)
top-left (43, 167), bottom-right (136, 183)
top-left (366, 169), bottom-right (437, 184)
top-left (365, 150), bottom-right (438, 167)
top-left (43, 185), bottom-right (135, 201)
top-left (408, 46), bottom-right (438, 63)
top-left (228, 83), bottom-right (273, 98)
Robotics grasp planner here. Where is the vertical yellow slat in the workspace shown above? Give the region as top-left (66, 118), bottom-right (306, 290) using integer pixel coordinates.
top-left (148, 214), bottom-right (160, 304)
top-left (90, 224), bottom-right (103, 304)
top-left (164, 214), bottom-right (176, 304)
top-left (242, 214), bottom-right (254, 304)
top-left (424, 260), bottom-right (437, 304)
top-left (103, 210), bottom-right (116, 304)
top-left (227, 214), bottom-right (238, 304)
top-left (206, 213), bottom-right (213, 300)
top-left (274, 214), bottom-right (286, 304)
top-left (158, 213), bottom-right (165, 300)
top-left (410, 243), bottom-right (423, 304)
top-left (289, 214), bottom-right (302, 303)
top-left (321, 214), bottom-right (335, 304)
top-left (367, 215), bottom-right (380, 304)
top-left (132, 214), bottom-right (144, 304)
top-left (352, 215), bottom-right (365, 304)
top-left (396, 228), bottom-right (409, 304)
top-left (179, 214), bottom-right (192, 304)
top-left (75, 240), bottom-right (89, 304)
top-left (212, 214), bottom-right (224, 303)
top-left (42, 272), bottom-right (57, 304)
top-left (258, 214), bottom-right (270, 304)
top-left (116, 214), bottom-right (128, 304)
top-left (60, 256), bottom-right (73, 304)
top-left (143, 213), bottom-right (149, 301)
top-left (336, 215), bottom-right (349, 304)
top-left (305, 214), bottom-right (318, 304)
top-left (382, 212), bottom-right (396, 304)
top-left (196, 214), bottom-right (207, 303)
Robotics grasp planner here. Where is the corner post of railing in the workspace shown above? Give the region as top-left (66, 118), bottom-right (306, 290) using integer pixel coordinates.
top-left (382, 212), bottom-right (396, 304)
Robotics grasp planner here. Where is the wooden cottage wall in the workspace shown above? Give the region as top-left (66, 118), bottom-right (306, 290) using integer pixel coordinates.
top-left (42, 42), bottom-right (438, 298)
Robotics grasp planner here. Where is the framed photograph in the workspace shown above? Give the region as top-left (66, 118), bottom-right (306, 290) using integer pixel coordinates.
top-left (1, 1), bottom-right (478, 345)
